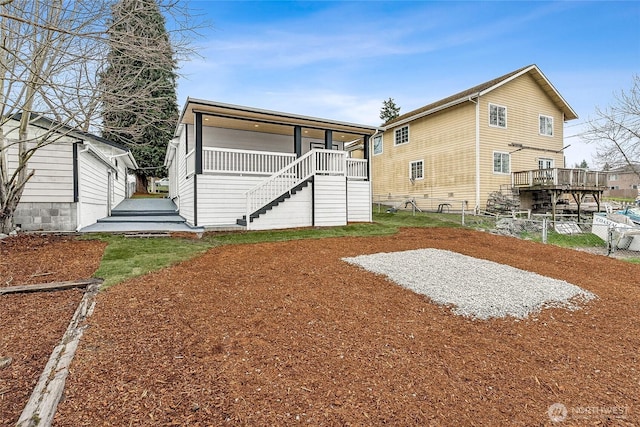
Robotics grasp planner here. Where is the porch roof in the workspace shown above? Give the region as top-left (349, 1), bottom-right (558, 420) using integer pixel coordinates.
top-left (177, 98), bottom-right (380, 142)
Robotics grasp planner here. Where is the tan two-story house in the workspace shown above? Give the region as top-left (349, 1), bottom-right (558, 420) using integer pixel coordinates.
top-left (371, 64), bottom-right (578, 212)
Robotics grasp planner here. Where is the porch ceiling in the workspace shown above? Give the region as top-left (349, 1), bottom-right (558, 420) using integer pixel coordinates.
top-left (179, 98), bottom-right (379, 142)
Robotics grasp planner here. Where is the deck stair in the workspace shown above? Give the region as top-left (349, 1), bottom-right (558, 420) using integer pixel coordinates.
top-left (236, 179), bottom-right (311, 226)
top-left (97, 200), bottom-right (184, 224)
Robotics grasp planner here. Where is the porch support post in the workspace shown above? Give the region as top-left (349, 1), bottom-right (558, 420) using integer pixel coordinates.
top-left (294, 125), bottom-right (302, 158)
top-left (363, 135), bottom-right (370, 160)
top-left (324, 130), bottom-right (333, 150)
top-left (363, 135), bottom-right (370, 181)
top-left (195, 112), bottom-right (203, 174)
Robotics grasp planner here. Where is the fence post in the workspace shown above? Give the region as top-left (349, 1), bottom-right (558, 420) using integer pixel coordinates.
top-left (607, 226), bottom-right (614, 256)
top-left (461, 201), bottom-right (465, 226)
top-left (542, 218), bottom-right (548, 244)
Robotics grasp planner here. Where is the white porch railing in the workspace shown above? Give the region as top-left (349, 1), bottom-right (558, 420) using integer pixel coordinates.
top-left (346, 158), bottom-right (368, 180)
top-left (245, 149), bottom-right (347, 221)
top-left (186, 149), bottom-right (195, 176)
top-left (202, 147), bottom-right (296, 175)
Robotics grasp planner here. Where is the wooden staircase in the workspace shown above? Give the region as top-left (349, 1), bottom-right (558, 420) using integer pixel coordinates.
top-left (236, 179), bottom-right (311, 226)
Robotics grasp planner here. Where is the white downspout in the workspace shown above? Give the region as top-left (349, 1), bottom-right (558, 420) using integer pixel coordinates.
top-left (469, 95), bottom-right (481, 214)
top-left (368, 130), bottom-right (380, 222)
top-left (75, 144), bottom-right (90, 231)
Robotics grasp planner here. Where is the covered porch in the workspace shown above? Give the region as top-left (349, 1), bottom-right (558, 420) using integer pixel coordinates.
top-left (166, 99), bottom-right (379, 230)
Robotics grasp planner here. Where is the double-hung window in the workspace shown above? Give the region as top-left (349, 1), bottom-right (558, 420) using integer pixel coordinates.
top-left (373, 134), bottom-right (383, 155)
top-left (409, 160), bottom-right (424, 180)
top-left (489, 104), bottom-right (507, 128)
top-left (493, 152), bottom-right (510, 174)
top-left (539, 115), bottom-right (553, 136)
top-left (394, 125), bottom-right (409, 145)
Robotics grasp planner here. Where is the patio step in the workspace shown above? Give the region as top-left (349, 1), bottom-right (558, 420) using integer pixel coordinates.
top-left (98, 215), bottom-right (186, 224)
top-left (110, 209), bottom-right (178, 217)
top-left (236, 179), bottom-right (310, 226)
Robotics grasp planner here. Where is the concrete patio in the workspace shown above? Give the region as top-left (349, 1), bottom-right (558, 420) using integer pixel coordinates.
top-left (79, 198), bottom-right (206, 234)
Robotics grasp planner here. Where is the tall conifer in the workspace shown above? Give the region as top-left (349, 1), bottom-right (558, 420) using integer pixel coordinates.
top-left (100, 0), bottom-right (178, 191)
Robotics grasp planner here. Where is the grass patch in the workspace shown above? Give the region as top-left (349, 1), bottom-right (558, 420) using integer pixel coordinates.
top-left (204, 222), bottom-right (399, 247)
top-left (131, 192), bottom-right (166, 199)
top-left (372, 210), bottom-right (462, 228)
top-left (545, 231), bottom-right (605, 248)
top-left (84, 234), bottom-right (214, 288)
top-left (84, 210), bottom-right (463, 288)
top-left (84, 207), bottom-right (638, 288)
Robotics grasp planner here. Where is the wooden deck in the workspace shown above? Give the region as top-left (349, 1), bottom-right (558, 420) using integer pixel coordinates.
top-left (512, 168), bottom-right (607, 191)
top-left (512, 168), bottom-right (607, 219)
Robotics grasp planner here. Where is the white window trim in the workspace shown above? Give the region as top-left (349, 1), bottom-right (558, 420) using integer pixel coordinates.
top-left (488, 103), bottom-right (507, 129)
top-left (373, 134), bottom-right (383, 156)
top-left (493, 151), bottom-right (510, 175)
top-left (538, 157), bottom-right (554, 169)
top-left (539, 114), bottom-right (554, 136)
top-left (409, 159), bottom-right (424, 180)
top-left (394, 125), bottom-right (410, 146)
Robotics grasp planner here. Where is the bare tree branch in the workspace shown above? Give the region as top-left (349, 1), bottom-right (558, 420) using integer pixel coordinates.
top-left (583, 74), bottom-right (640, 180)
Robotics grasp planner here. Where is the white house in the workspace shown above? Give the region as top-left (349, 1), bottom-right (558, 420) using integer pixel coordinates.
top-left (5, 114), bottom-right (138, 232)
top-left (164, 99), bottom-right (379, 230)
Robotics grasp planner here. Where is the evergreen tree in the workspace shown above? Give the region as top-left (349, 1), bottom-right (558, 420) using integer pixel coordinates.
top-left (100, 0), bottom-right (178, 192)
top-left (380, 97), bottom-right (401, 124)
top-left (574, 159), bottom-right (589, 169)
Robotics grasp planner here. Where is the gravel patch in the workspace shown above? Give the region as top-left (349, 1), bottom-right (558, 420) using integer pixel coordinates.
top-left (343, 249), bottom-right (597, 320)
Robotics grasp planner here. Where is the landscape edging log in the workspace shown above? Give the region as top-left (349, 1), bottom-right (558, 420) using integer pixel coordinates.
top-left (15, 283), bottom-right (100, 427)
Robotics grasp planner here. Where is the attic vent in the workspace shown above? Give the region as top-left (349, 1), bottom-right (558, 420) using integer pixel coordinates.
top-left (448, 192), bottom-right (454, 198)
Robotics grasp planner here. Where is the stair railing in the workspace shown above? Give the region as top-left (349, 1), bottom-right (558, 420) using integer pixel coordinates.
top-left (244, 149), bottom-right (346, 222)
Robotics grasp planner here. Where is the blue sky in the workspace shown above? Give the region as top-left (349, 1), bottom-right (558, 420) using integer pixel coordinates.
top-left (176, 1), bottom-right (640, 168)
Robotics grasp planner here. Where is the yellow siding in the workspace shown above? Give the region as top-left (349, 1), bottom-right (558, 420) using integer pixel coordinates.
top-left (372, 71), bottom-right (568, 209)
top-left (372, 103), bottom-right (477, 204)
top-left (478, 73), bottom-right (565, 203)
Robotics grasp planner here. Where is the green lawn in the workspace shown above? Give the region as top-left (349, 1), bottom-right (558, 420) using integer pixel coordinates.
top-left (84, 208), bottom-right (625, 289)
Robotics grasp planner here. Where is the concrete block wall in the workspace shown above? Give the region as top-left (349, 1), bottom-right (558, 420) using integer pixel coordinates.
top-left (13, 202), bottom-right (77, 232)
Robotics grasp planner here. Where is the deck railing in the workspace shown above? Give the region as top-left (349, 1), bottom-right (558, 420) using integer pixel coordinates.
top-left (346, 158), bottom-right (368, 180)
top-left (202, 147), bottom-right (296, 175)
top-left (512, 168), bottom-right (607, 188)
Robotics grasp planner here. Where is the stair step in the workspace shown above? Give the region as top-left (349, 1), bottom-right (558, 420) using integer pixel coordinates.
top-left (236, 178), bottom-right (312, 226)
top-left (98, 215), bottom-right (186, 224)
top-left (111, 210), bottom-right (178, 217)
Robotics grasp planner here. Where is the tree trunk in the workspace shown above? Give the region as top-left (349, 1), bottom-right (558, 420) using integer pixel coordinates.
top-left (135, 173), bottom-right (148, 194)
top-left (1, 206), bottom-right (15, 235)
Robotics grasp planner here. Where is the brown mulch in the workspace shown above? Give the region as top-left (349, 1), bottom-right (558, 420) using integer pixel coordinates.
top-left (0, 234), bottom-right (106, 287)
top-left (48, 228), bottom-right (639, 426)
top-left (0, 234), bottom-right (106, 426)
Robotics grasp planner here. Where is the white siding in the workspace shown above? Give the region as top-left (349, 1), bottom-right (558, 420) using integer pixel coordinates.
top-left (197, 175), bottom-right (264, 226)
top-left (314, 175), bottom-right (347, 227)
top-left (248, 184), bottom-right (313, 231)
top-left (181, 177), bottom-right (195, 226)
top-left (176, 129), bottom-right (195, 225)
top-left (87, 140), bottom-right (133, 205)
top-left (347, 180), bottom-right (372, 222)
top-left (7, 142), bottom-right (74, 203)
top-left (77, 150), bottom-right (110, 228)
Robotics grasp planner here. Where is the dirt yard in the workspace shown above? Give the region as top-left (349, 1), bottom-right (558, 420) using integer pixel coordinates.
top-left (0, 235), bottom-right (106, 426)
top-left (1, 230), bottom-right (638, 425)
top-left (40, 228), bottom-right (638, 426)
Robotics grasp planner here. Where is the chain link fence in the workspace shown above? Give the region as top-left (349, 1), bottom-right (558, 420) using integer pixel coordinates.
top-left (373, 199), bottom-right (640, 261)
